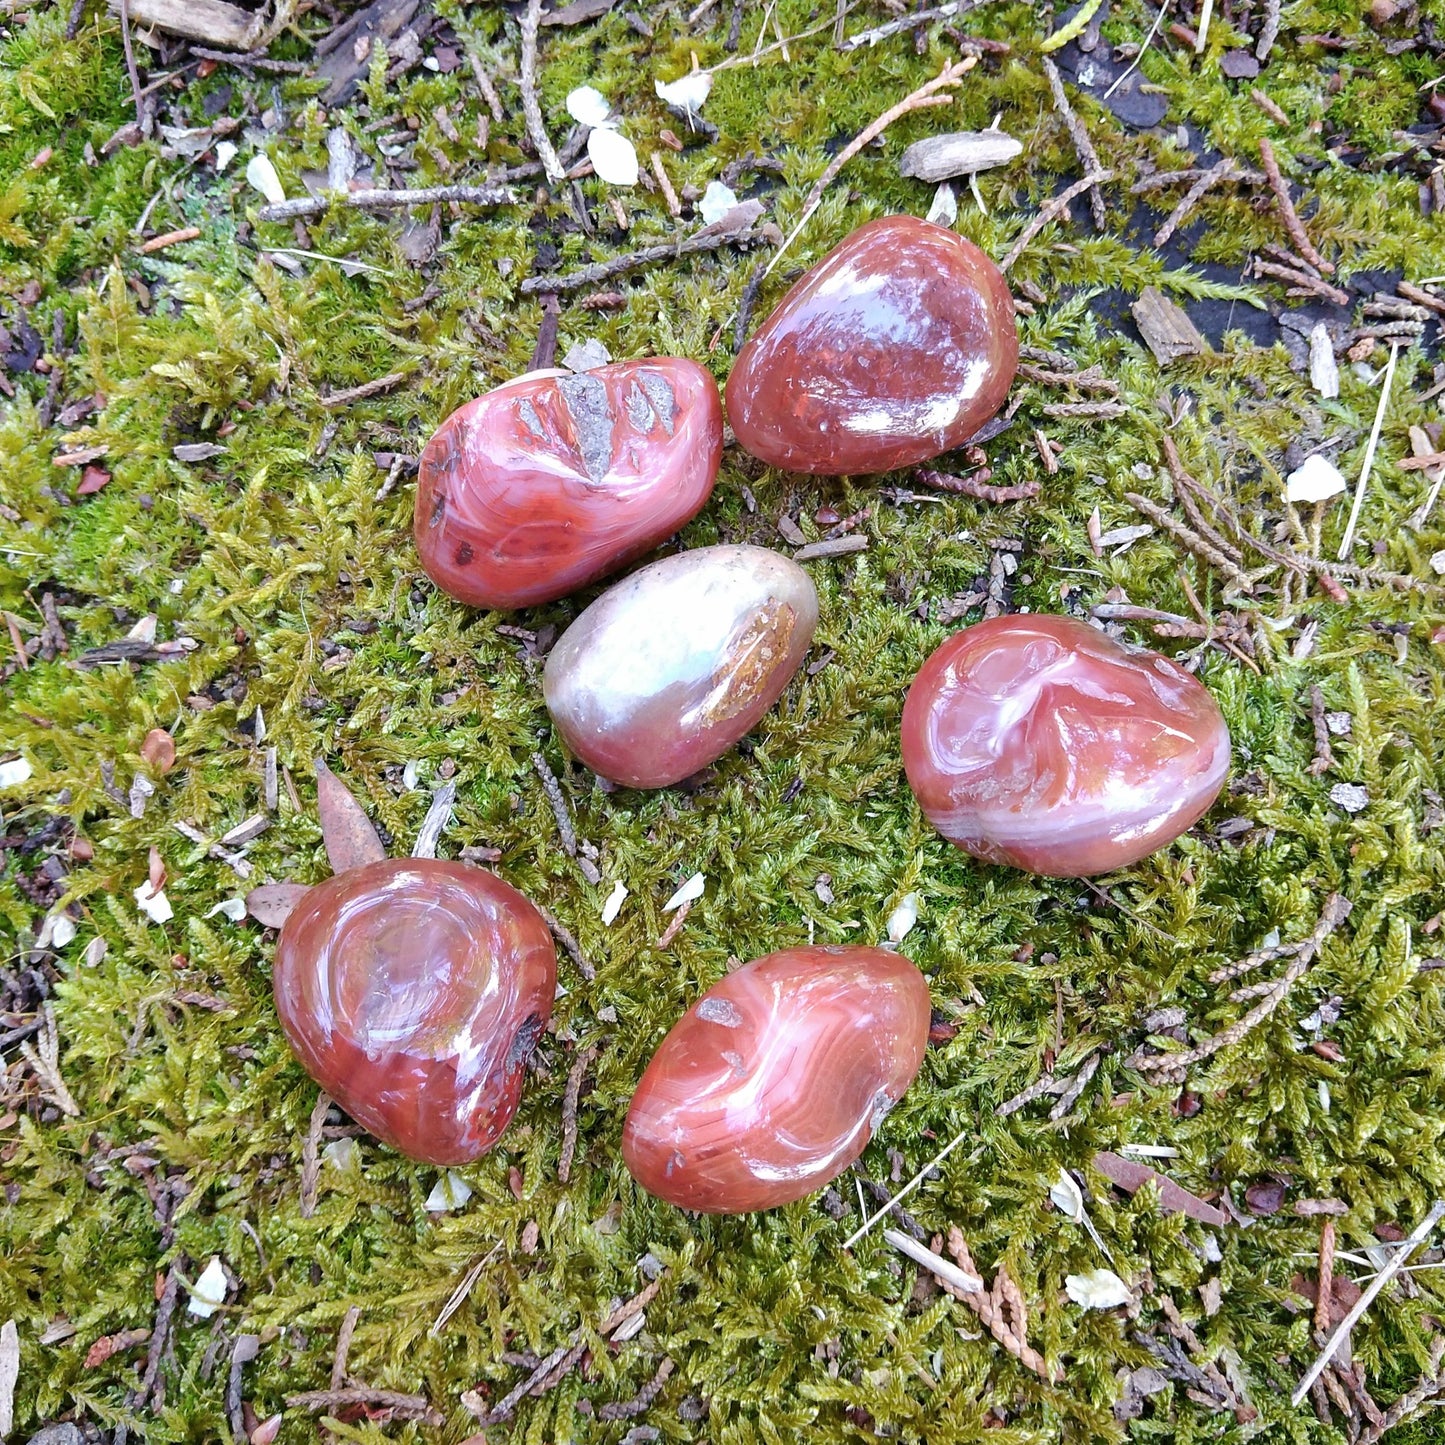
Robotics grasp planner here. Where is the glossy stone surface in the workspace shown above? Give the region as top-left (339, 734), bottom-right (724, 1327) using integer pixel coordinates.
top-left (543, 544), bottom-right (818, 788)
top-left (622, 946), bottom-right (931, 1213)
top-left (901, 615), bottom-right (1230, 877)
top-left (726, 215), bottom-right (1018, 475)
top-left (415, 359), bottom-right (723, 609)
top-left (273, 859), bottom-right (556, 1165)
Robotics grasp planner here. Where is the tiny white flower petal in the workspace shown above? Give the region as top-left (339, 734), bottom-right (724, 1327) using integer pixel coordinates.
top-left (699, 179), bottom-right (739, 227)
top-left (1049, 1169), bottom-right (1084, 1223)
top-left (926, 181), bottom-right (958, 227)
top-left (134, 883), bottom-right (174, 924)
top-left (601, 880), bottom-right (628, 926)
top-left (245, 154), bottom-right (286, 206)
top-left (50, 915), bottom-right (78, 949)
top-left (425, 1171), bottom-right (472, 1212)
top-left (0, 757), bottom-right (33, 789)
top-left (1285, 453), bottom-right (1347, 504)
top-left (655, 71), bottom-right (713, 114)
top-left (886, 892), bottom-right (920, 944)
top-left (587, 126), bottom-right (639, 187)
top-left (188, 1256), bottom-right (228, 1317)
top-left (206, 898), bottom-right (248, 922)
top-left (1066, 1268), bottom-right (1133, 1310)
top-left (664, 872), bottom-right (705, 912)
top-left (566, 85), bottom-right (612, 128)
top-left (214, 140), bottom-right (238, 173)
top-left (403, 759), bottom-right (420, 791)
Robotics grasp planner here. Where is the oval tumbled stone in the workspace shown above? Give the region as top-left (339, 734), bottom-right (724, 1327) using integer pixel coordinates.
top-left (901, 614), bottom-right (1231, 877)
top-left (415, 358), bottom-right (723, 609)
top-left (273, 858), bottom-right (557, 1165)
top-left (726, 215), bottom-right (1018, 475)
top-left (542, 544), bottom-right (818, 788)
top-left (622, 945), bottom-right (931, 1213)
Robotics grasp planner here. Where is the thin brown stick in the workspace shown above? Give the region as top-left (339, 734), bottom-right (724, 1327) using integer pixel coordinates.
top-left (1307, 685), bottom-right (1334, 777)
top-left (1125, 492), bottom-right (1258, 593)
top-left (519, 0), bottom-right (565, 183)
top-left (532, 751), bottom-right (577, 856)
top-left (1153, 159), bottom-right (1237, 248)
top-left (257, 183), bottom-right (513, 223)
top-left (995, 1071), bottom-right (1059, 1116)
top-left (916, 468), bottom-right (1040, 502)
top-left (318, 371), bottom-right (409, 410)
top-left (1253, 258), bottom-right (1349, 307)
top-left (1315, 1218), bottom-right (1336, 1336)
top-left (1251, 87), bottom-right (1289, 125)
top-left (287, 1387), bottom-right (439, 1422)
top-left (597, 1357), bottom-right (675, 1420)
top-left (944, 1230), bottom-right (1058, 1381)
top-left (650, 152), bottom-right (681, 217)
top-left (557, 1039), bottom-right (603, 1184)
top-left (537, 905), bottom-right (594, 980)
top-left (655, 898), bottom-right (693, 949)
top-left (118, 0), bottom-right (147, 135)
top-left (139, 226), bottom-right (201, 253)
top-left (331, 1306), bottom-right (361, 1391)
top-left (1042, 59), bottom-right (1105, 229)
top-left (1016, 363), bottom-right (1119, 393)
top-left (1041, 400), bottom-right (1127, 419)
top-left (300, 1091), bottom-right (330, 1219)
top-left (1359, 1339), bottom-right (1445, 1445)
top-left (520, 224), bottom-right (764, 294)
top-left (764, 58), bottom-right (975, 280)
top-left (1258, 138), bottom-right (1333, 274)
top-left (999, 171), bottom-right (1115, 271)
top-left (1131, 895), bottom-right (1352, 1078)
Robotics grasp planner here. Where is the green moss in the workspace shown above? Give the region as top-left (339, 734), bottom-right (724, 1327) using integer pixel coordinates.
top-left (2, 0), bottom-right (1445, 1442)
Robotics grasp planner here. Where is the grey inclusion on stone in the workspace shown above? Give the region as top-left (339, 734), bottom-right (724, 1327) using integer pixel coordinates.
top-left (696, 996), bottom-right (743, 1027)
top-left (556, 373), bottom-right (615, 482)
top-left (625, 382), bottom-right (654, 433)
top-left (639, 370), bottom-right (677, 437)
top-left (517, 397), bottom-right (546, 440)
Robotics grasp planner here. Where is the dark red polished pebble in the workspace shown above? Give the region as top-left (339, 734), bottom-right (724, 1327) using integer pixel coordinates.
top-left (726, 215), bottom-right (1018, 475)
top-left (622, 946), bottom-right (931, 1213)
top-left (415, 358), bottom-right (723, 609)
top-left (273, 858), bottom-right (557, 1165)
top-left (900, 614), bottom-right (1231, 877)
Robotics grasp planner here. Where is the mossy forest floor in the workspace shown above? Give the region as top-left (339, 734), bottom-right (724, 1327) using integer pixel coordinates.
top-left (3, 0), bottom-right (1445, 1440)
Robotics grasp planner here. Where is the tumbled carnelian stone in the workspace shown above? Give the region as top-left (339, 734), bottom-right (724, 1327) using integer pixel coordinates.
top-left (273, 858), bottom-right (557, 1165)
top-left (726, 215), bottom-right (1018, 475)
top-left (414, 358), bottom-right (722, 609)
top-left (622, 945), bottom-right (931, 1213)
top-left (901, 614), bottom-right (1231, 877)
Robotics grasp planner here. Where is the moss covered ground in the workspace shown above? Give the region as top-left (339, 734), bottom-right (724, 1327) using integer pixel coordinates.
top-left (3, 0), bottom-right (1445, 1440)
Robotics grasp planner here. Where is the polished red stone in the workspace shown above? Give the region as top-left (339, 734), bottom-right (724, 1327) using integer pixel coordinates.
top-left (622, 946), bottom-right (931, 1213)
top-left (415, 359), bottom-right (723, 609)
top-left (725, 215), bottom-right (1018, 475)
top-left (901, 615), bottom-right (1230, 877)
top-left (543, 544), bottom-right (818, 788)
top-left (273, 859), bottom-right (556, 1165)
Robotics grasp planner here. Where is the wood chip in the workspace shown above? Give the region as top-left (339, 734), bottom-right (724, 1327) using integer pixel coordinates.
top-left (793, 535), bottom-right (868, 562)
top-left (1131, 287), bottom-right (1209, 365)
top-left (105, 0), bottom-right (262, 48)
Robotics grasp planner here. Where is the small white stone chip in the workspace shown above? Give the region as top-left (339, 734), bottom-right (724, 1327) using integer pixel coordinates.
top-left (1065, 1268), bottom-right (1133, 1310)
top-left (134, 883), bottom-right (174, 924)
top-left (663, 872), bottom-right (705, 912)
top-left (601, 880), bottom-right (629, 926)
top-left (425, 1171), bottom-right (473, 1212)
top-left (0, 757), bottom-right (32, 789)
top-left (244, 154), bottom-right (286, 205)
top-left (1285, 453), bottom-right (1347, 505)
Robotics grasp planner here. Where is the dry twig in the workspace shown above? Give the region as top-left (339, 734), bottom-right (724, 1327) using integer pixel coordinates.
top-left (558, 1039), bottom-right (603, 1183)
top-left (257, 183), bottom-right (513, 224)
top-left (1130, 895), bottom-right (1352, 1080)
top-left (597, 1357), bottom-right (675, 1420)
top-left (287, 1387), bottom-right (441, 1423)
top-left (520, 224), bottom-right (764, 294)
top-left (1307, 686), bottom-right (1334, 777)
top-left (1153, 159), bottom-right (1239, 248)
top-left (318, 371), bottom-right (409, 410)
top-left (999, 171), bottom-right (1115, 271)
top-left (916, 469), bottom-right (1040, 502)
top-left (1338, 343), bottom-right (1400, 560)
top-left (299, 1091), bottom-right (330, 1218)
top-left (1042, 59), bottom-right (1105, 229)
top-left (1258, 138), bottom-right (1333, 274)
top-left (532, 751), bottom-right (577, 856)
top-left (944, 1230), bottom-right (1058, 1380)
top-left (519, 0), bottom-right (565, 183)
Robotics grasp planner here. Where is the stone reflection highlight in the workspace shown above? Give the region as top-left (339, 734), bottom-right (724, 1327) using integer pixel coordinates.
top-left (726, 215), bottom-right (1018, 475)
top-left (273, 858), bottom-right (557, 1164)
top-left (415, 358), bottom-right (723, 609)
top-left (901, 614), bottom-right (1231, 876)
top-left (622, 945), bottom-right (931, 1213)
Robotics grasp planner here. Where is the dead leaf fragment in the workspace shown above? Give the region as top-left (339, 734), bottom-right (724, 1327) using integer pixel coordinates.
top-left (314, 756), bottom-right (387, 875)
top-left (141, 728), bottom-right (177, 773)
top-left (1093, 1150), bottom-right (1228, 1226)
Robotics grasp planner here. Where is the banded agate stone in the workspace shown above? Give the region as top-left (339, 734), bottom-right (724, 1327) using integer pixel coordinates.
top-left (901, 615), bottom-right (1230, 877)
top-left (542, 544), bottom-right (818, 788)
top-left (622, 946), bottom-right (931, 1213)
top-left (415, 359), bottom-right (723, 609)
top-left (273, 858), bottom-right (556, 1164)
top-left (726, 215), bottom-right (1018, 475)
